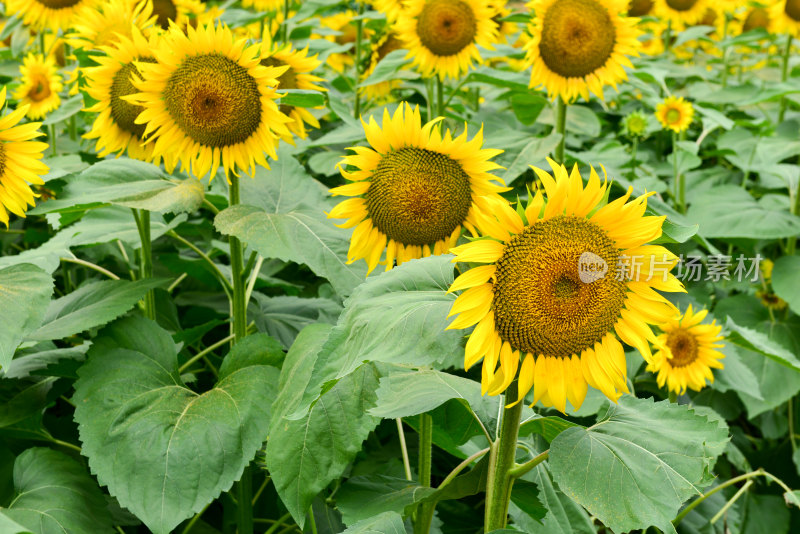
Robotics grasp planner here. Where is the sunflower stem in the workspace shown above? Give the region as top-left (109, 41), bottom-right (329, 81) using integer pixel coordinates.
top-left (228, 175), bottom-right (253, 534)
top-left (671, 132), bottom-right (685, 213)
top-left (132, 209), bottom-right (156, 321)
top-left (787, 177), bottom-right (800, 255)
top-left (484, 382), bottom-right (523, 532)
top-left (353, 1), bottom-right (365, 119)
top-left (720, 15), bottom-right (730, 89)
top-left (628, 136), bottom-right (639, 180)
top-left (778, 34), bottom-right (793, 123)
top-left (673, 469), bottom-right (767, 526)
top-left (282, 0), bottom-right (290, 43)
top-left (414, 413), bottom-right (434, 534)
top-left (436, 77), bottom-right (444, 117)
top-left (554, 97), bottom-right (568, 165)
top-left (397, 418), bottom-right (413, 481)
top-left (668, 391), bottom-right (677, 403)
top-left (49, 124), bottom-right (57, 156)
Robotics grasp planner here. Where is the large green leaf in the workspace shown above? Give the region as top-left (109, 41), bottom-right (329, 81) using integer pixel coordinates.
top-left (287, 255), bottom-right (460, 420)
top-left (0, 378), bottom-right (56, 429)
top-left (249, 293), bottom-right (342, 349)
top-left (336, 475), bottom-right (436, 525)
top-left (501, 133), bottom-right (562, 184)
top-left (725, 317), bottom-right (800, 372)
top-left (686, 186), bottom-right (800, 239)
top-left (771, 256), bottom-right (800, 315)
top-left (26, 278), bottom-right (168, 341)
top-left (266, 324), bottom-right (381, 528)
top-left (28, 158), bottom-right (204, 215)
top-left (0, 265), bottom-right (53, 372)
top-left (340, 511), bottom-right (406, 534)
top-left (72, 316), bottom-right (279, 534)
top-left (1, 448), bottom-right (114, 533)
top-left (0, 514), bottom-right (32, 534)
top-left (548, 396), bottom-right (729, 534)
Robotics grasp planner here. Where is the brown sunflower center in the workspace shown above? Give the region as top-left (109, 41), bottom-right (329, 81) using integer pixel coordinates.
top-left (27, 74), bottom-right (52, 102)
top-left (743, 8), bottom-right (769, 31)
top-left (416, 0), bottom-right (477, 57)
top-left (492, 215), bottom-right (628, 358)
top-left (365, 147), bottom-right (473, 246)
top-left (698, 7), bottom-right (716, 26)
top-left (785, 0), bottom-right (800, 22)
top-left (152, 0), bottom-right (178, 28)
top-left (665, 329), bottom-right (698, 367)
top-left (377, 34), bottom-right (405, 62)
top-left (539, 0), bottom-right (616, 78)
top-left (628, 0), bottom-right (653, 16)
top-left (36, 0), bottom-right (81, 8)
top-left (666, 108), bottom-right (681, 123)
top-left (111, 58), bottom-right (155, 139)
top-left (164, 54), bottom-right (262, 148)
top-left (665, 0), bottom-right (699, 11)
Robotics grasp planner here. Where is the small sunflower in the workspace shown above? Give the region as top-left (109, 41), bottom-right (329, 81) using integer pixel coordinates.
top-left (318, 11), bottom-right (362, 73)
top-left (655, 95), bottom-right (694, 133)
top-left (14, 54), bottom-right (63, 120)
top-left (83, 27), bottom-right (161, 162)
top-left (447, 160), bottom-right (685, 412)
top-left (129, 23), bottom-right (291, 180)
top-left (769, 0), bottom-right (800, 36)
top-left (360, 32), bottom-right (406, 102)
top-left (524, 0), bottom-right (642, 102)
top-left (372, 0), bottom-right (406, 22)
top-left (137, 0), bottom-right (204, 29)
top-left (6, 0), bottom-right (97, 32)
top-left (260, 42), bottom-right (326, 142)
top-left (628, 0), bottom-right (654, 15)
top-left (646, 305), bottom-right (724, 395)
top-left (0, 88), bottom-right (50, 227)
top-left (327, 103), bottom-right (507, 274)
top-left (623, 110), bottom-right (648, 137)
top-left (395, 0), bottom-right (498, 80)
top-left (654, 0), bottom-right (712, 27)
top-left (69, 0), bottom-right (157, 51)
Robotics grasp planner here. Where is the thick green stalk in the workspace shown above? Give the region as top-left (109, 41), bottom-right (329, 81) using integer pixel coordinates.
top-left (49, 124), bottom-right (57, 156)
top-left (671, 133), bottom-right (685, 213)
top-left (554, 98), bottom-right (568, 165)
top-left (628, 136), bottom-right (638, 179)
top-left (353, 2), bottom-right (365, 119)
top-left (282, 0), bottom-right (290, 43)
top-left (787, 179), bottom-right (800, 255)
top-left (132, 209), bottom-right (156, 320)
top-left (436, 77), bottom-right (444, 118)
top-left (484, 382), bottom-right (523, 532)
top-left (778, 34), bottom-right (793, 123)
top-left (414, 413), bottom-right (434, 534)
top-left (228, 176), bottom-right (252, 534)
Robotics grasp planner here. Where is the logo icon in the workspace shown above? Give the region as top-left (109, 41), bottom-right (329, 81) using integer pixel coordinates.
top-left (578, 252), bottom-right (608, 283)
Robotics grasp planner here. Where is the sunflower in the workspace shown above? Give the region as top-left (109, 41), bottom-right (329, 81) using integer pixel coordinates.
top-left (769, 0), bottom-right (800, 36)
top-left (628, 0), bottom-right (654, 15)
top-left (137, 0), bottom-right (204, 29)
top-left (646, 305), bottom-right (724, 395)
top-left (0, 88), bottom-right (50, 227)
top-left (128, 23), bottom-right (291, 180)
top-left (394, 0), bottom-right (498, 80)
top-left (83, 27), bottom-right (161, 162)
top-left (740, 6), bottom-right (770, 32)
top-left (327, 103), bottom-right (507, 274)
top-left (241, 0), bottom-right (283, 12)
top-left (317, 11), bottom-right (362, 73)
top-left (360, 32), bottom-right (406, 102)
top-left (69, 0), bottom-right (157, 51)
top-left (260, 42), bottom-right (326, 142)
top-left (373, 0), bottom-right (405, 22)
top-left (524, 0), bottom-right (641, 102)
top-left (623, 110), bottom-right (648, 137)
top-left (14, 54), bottom-right (63, 121)
top-left (639, 21), bottom-right (667, 54)
top-left (654, 0), bottom-right (712, 27)
top-left (447, 160), bottom-right (685, 412)
top-left (655, 95), bottom-right (694, 133)
top-left (5, 0), bottom-right (97, 32)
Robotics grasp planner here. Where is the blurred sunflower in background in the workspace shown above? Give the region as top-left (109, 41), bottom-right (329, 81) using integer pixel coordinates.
top-left (395, 0), bottom-right (498, 80)
top-left (524, 0), bottom-right (642, 102)
top-left (137, 0), bottom-right (205, 29)
top-left (69, 0), bottom-right (157, 51)
top-left (129, 23), bottom-right (291, 180)
top-left (646, 305), bottom-right (725, 394)
top-left (6, 0), bottom-right (97, 32)
top-left (628, 0), bottom-right (655, 15)
top-left (14, 54), bottom-right (63, 120)
top-left (654, 0), bottom-right (711, 27)
top-left (656, 95), bottom-right (694, 132)
top-left (769, 0), bottom-right (800, 36)
top-left (739, 5), bottom-right (771, 33)
top-left (328, 103), bottom-right (507, 273)
top-left (83, 28), bottom-right (161, 162)
top-left (360, 32), bottom-right (406, 103)
top-left (0, 88), bottom-right (50, 227)
top-left (372, 0), bottom-right (406, 22)
top-left (447, 160), bottom-right (684, 412)
top-left (241, 0), bottom-right (284, 12)
top-left (318, 11), bottom-right (362, 73)
top-left (260, 42), bottom-right (326, 142)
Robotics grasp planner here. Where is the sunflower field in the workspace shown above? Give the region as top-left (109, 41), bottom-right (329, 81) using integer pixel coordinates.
top-left (2, 0), bottom-right (800, 533)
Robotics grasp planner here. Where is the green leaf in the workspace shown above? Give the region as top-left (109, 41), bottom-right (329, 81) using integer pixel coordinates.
top-left (1, 447), bottom-right (115, 533)
top-left (72, 316), bottom-right (279, 534)
top-left (713, 345), bottom-right (763, 400)
top-left (359, 49), bottom-right (413, 87)
top-left (0, 378), bottom-right (56, 429)
top-left (465, 66), bottom-right (529, 91)
top-left (509, 93), bottom-right (547, 125)
top-left (549, 396), bottom-right (729, 534)
top-left (509, 479), bottom-right (546, 524)
top-left (0, 264), bottom-right (53, 372)
top-left (686, 185), bottom-right (800, 239)
top-left (501, 133), bottom-right (562, 184)
top-left (725, 317), bottom-right (800, 372)
top-left (0, 514), bottom-right (32, 534)
top-left (741, 494), bottom-right (790, 534)
top-left (340, 511), bottom-right (405, 534)
top-left (4, 344), bottom-right (89, 379)
top-left (336, 475), bottom-right (436, 525)
top-left (280, 89), bottom-right (326, 107)
top-left (41, 94), bottom-right (84, 126)
top-left (249, 294), bottom-right (342, 349)
top-left (518, 415), bottom-right (579, 443)
top-left (26, 278), bottom-right (169, 341)
top-left (287, 255), bottom-right (460, 420)
top-left (771, 256), bottom-right (800, 315)
top-left (217, 333), bottom-right (284, 378)
top-left (28, 159), bottom-right (204, 215)
top-left (735, 344), bottom-right (800, 418)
